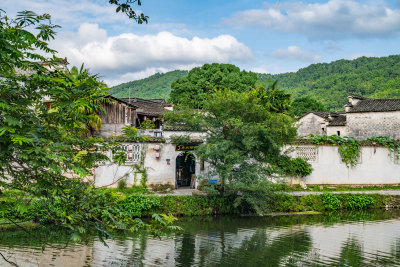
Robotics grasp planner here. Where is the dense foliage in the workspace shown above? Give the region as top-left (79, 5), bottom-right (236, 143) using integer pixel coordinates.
top-left (165, 86), bottom-right (312, 213)
top-left (2, 191), bottom-right (391, 227)
top-left (259, 55), bottom-right (400, 110)
top-left (170, 63), bottom-right (258, 108)
top-left (110, 70), bottom-right (188, 99)
top-left (290, 96), bottom-right (327, 117)
top-left (112, 55), bottom-right (400, 110)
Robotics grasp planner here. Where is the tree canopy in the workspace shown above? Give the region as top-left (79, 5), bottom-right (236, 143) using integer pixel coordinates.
top-left (258, 55), bottom-right (400, 110)
top-left (170, 63), bottom-right (258, 108)
top-left (110, 56), bottom-right (400, 110)
top-left (290, 96), bottom-right (327, 117)
top-left (165, 87), bottom-right (311, 213)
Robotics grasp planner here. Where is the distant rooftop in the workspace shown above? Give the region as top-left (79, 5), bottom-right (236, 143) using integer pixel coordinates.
top-left (346, 98), bottom-right (400, 113)
top-left (120, 97), bottom-right (170, 116)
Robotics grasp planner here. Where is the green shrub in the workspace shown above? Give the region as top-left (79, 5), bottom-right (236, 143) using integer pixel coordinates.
top-left (346, 194), bottom-right (375, 210)
top-left (322, 193), bottom-right (341, 211)
top-left (118, 194), bottom-right (161, 217)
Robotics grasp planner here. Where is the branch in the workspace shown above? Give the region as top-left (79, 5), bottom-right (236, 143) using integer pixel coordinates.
top-left (0, 250), bottom-right (19, 267)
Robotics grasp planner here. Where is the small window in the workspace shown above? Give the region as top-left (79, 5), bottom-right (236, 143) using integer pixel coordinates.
top-left (337, 131), bottom-right (341, 136)
top-left (322, 128), bottom-right (325, 132)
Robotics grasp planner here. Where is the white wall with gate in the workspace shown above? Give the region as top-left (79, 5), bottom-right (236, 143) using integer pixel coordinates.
top-left (94, 142), bottom-right (212, 188)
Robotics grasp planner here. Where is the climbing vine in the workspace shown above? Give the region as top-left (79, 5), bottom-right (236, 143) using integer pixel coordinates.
top-left (309, 135), bottom-right (361, 167)
top-left (132, 146), bottom-right (148, 187)
top-left (366, 136), bottom-right (400, 159)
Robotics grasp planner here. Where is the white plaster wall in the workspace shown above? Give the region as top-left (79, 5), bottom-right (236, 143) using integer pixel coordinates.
top-left (326, 126), bottom-right (347, 137)
top-left (296, 114), bottom-right (327, 137)
top-left (346, 111), bottom-right (400, 140)
top-left (145, 142), bottom-right (177, 186)
top-left (289, 145), bottom-right (400, 185)
top-left (94, 142), bottom-right (212, 188)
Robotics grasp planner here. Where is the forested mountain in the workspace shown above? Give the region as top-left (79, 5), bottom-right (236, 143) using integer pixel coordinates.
top-left (109, 70), bottom-right (188, 99)
top-left (111, 55), bottom-right (400, 110)
top-left (258, 55), bottom-right (400, 110)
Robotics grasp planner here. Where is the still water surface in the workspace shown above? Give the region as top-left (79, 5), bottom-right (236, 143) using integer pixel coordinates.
top-left (1, 210), bottom-right (400, 266)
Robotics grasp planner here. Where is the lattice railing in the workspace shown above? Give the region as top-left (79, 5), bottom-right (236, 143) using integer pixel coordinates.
top-left (101, 144), bottom-right (142, 165)
top-left (295, 146), bottom-right (318, 162)
top-left (123, 144), bottom-right (142, 163)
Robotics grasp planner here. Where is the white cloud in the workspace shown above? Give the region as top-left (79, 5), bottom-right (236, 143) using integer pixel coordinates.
top-left (226, 0), bottom-right (400, 39)
top-left (52, 23), bottom-right (253, 86)
top-left (272, 46), bottom-right (321, 62)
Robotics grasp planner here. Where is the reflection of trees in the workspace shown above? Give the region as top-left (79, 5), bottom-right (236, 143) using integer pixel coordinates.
top-left (175, 234), bottom-right (195, 266)
top-left (370, 238), bottom-right (400, 266)
top-left (338, 238), bottom-right (364, 266)
top-left (129, 232), bottom-right (148, 267)
top-left (186, 228), bottom-right (311, 267)
top-left (0, 226), bottom-right (75, 247)
top-left (336, 237), bottom-right (400, 267)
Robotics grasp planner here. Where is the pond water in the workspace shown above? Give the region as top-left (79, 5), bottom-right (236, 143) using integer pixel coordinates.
top-left (1, 210), bottom-right (400, 266)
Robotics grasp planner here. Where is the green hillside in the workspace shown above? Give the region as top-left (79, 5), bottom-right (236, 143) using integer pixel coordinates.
top-left (258, 55), bottom-right (400, 110)
top-left (111, 55), bottom-right (400, 110)
top-left (109, 70), bottom-right (188, 99)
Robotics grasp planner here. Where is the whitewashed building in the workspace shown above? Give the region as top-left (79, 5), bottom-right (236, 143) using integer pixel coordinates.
top-left (296, 95), bottom-right (400, 140)
top-left (94, 128), bottom-right (213, 189)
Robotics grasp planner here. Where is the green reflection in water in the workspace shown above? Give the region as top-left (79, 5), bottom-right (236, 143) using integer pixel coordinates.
top-left (0, 210), bottom-right (399, 267)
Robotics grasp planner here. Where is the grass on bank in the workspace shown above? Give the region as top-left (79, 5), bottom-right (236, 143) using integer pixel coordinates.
top-left (280, 184), bottom-right (400, 192)
top-left (0, 219), bottom-right (40, 231)
top-left (1, 184), bottom-right (400, 232)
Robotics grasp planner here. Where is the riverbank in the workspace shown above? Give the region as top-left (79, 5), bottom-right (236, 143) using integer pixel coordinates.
top-left (145, 192), bottom-right (400, 216)
top-left (1, 190), bottom-right (400, 231)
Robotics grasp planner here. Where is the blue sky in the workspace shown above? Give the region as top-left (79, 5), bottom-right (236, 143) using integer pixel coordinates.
top-left (6, 0), bottom-right (400, 85)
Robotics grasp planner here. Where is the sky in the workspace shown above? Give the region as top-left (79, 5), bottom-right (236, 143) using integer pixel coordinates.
top-left (5, 0), bottom-right (400, 86)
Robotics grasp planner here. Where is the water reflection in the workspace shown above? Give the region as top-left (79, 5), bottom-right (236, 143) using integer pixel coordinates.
top-left (0, 210), bottom-right (400, 266)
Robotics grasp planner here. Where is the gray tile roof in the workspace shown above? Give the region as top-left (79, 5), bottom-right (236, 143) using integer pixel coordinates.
top-left (300, 111), bottom-right (346, 126)
top-left (347, 98), bottom-right (400, 113)
top-left (328, 113), bottom-right (346, 126)
top-left (300, 111), bottom-right (330, 119)
top-left (120, 98), bottom-right (168, 116)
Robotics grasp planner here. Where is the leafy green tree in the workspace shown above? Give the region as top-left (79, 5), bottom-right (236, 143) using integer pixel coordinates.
top-left (290, 96), bottom-right (327, 117)
top-left (0, 10), bottom-right (176, 250)
top-left (170, 63), bottom-right (258, 108)
top-left (165, 88), bottom-right (311, 213)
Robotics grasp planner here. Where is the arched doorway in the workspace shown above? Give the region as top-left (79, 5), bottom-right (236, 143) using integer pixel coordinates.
top-left (176, 152), bottom-right (196, 189)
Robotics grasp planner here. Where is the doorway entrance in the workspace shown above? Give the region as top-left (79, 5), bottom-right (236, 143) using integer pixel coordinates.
top-left (176, 152), bottom-right (195, 189)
